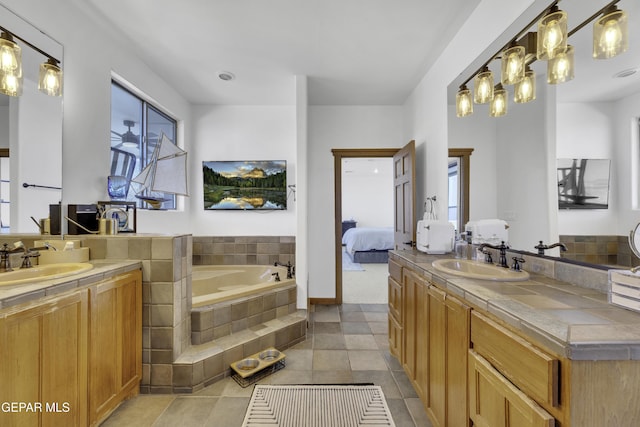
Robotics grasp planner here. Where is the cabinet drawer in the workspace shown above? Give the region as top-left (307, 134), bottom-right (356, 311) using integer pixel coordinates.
top-left (471, 311), bottom-right (559, 407)
top-left (389, 258), bottom-right (402, 283)
top-left (469, 350), bottom-right (555, 427)
top-left (388, 276), bottom-right (402, 322)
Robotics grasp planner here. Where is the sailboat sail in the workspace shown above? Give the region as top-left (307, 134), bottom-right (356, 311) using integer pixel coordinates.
top-left (131, 132), bottom-right (188, 204)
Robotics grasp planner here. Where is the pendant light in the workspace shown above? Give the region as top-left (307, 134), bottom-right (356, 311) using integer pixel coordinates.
top-left (514, 66), bottom-right (536, 103)
top-left (490, 83), bottom-right (507, 117)
top-left (473, 66), bottom-right (494, 104)
top-left (537, 5), bottom-right (568, 61)
top-left (548, 44), bottom-right (574, 84)
top-left (593, 5), bottom-right (628, 59)
top-left (38, 58), bottom-right (62, 96)
top-left (456, 85), bottom-right (473, 118)
top-left (0, 31), bottom-right (22, 96)
top-left (501, 43), bottom-right (525, 85)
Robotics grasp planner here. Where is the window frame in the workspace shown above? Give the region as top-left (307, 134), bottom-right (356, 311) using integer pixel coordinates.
top-left (110, 79), bottom-right (179, 210)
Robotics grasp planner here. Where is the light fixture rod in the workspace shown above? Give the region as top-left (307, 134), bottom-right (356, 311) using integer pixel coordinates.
top-left (567, 0), bottom-right (621, 37)
top-left (0, 24), bottom-right (60, 64)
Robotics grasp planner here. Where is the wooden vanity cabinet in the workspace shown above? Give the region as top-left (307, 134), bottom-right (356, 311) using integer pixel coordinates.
top-left (88, 271), bottom-right (142, 425)
top-left (0, 269), bottom-right (142, 427)
top-left (0, 289), bottom-right (89, 427)
top-left (388, 259), bottom-right (403, 359)
top-left (394, 264), bottom-right (471, 427)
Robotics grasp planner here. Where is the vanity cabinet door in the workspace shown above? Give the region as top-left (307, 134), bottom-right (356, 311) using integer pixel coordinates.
top-left (402, 269), bottom-right (417, 379)
top-left (0, 290), bottom-right (89, 427)
top-left (88, 270), bottom-right (142, 426)
top-left (469, 350), bottom-right (555, 427)
top-left (445, 294), bottom-right (471, 427)
top-left (426, 286), bottom-right (446, 427)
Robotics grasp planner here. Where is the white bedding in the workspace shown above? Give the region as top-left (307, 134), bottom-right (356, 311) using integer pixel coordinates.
top-left (342, 226), bottom-right (394, 255)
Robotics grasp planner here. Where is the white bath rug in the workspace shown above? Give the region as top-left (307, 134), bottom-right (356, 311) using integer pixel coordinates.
top-left (242, 384), bottom-right (395, 427)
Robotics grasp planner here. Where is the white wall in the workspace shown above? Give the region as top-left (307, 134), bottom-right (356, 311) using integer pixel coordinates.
top-left (614, 91), bottom-right (640, 235)
top-left (447, 105), bottom-right (498, 222)
top-left (0, 105), bottom-right (8, 148)
top-left (308, 106), bottom-right (403, 299)
top-left (189, 105), bottom-right (297, 236)
top-left (557, 101), bottom-right (619, 235)
top-left (341, 158), bottom-right (393, 228)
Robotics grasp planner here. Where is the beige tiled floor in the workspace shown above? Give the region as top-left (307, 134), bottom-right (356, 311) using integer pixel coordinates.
top-left (101, 304), bottom-right (431, 427)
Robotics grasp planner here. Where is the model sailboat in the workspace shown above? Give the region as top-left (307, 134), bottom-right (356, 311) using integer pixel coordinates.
top-left (131, 132), bottom-right (189, 209)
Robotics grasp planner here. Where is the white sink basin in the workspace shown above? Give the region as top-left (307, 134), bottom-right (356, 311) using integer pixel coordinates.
top-left (0, 263), bottom-right (94, 286)
top-left (431, 259), bottom-right (529, 282)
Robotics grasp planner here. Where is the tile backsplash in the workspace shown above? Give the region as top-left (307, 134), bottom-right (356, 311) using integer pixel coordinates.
top-left (192, 236), bottom-right (295, 266)
top-left (560, 235), bottom-right (639, 267)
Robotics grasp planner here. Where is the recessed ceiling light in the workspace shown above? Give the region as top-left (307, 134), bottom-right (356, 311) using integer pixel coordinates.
top-left (613, 68), bottom-right (638, 79)
top-left (218, 71), bottom-right (235, 81)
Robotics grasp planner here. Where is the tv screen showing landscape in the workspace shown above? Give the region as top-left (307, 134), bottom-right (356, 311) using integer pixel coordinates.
top-left (202, 160), bottom-right (287, 210)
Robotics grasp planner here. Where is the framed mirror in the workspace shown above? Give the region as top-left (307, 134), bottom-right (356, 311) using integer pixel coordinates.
top-left (0, 4), bottom-right (63, 234)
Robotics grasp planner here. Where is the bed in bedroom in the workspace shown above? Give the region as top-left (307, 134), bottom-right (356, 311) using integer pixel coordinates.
top-left (342, 226), bottom-right (394, 263)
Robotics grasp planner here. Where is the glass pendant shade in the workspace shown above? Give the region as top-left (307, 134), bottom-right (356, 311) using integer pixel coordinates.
top-left (490, 84), bottom-right (507, 117)
top-left (473, 68), bottom-right (494, 104)
top-left (501, 45), bottom-right (525, 85)
top-left (38, 59), bottom-right (63, 96)
top-left (0, 32), bottom-right (22, 96)
top-left (537, 8), bottom-right (568, 61)
top-left (548, 44), bottom-right (574, 84)
top-left (456, 85), bottom-right (473, 117)
top-left (593, 7), bottom-right (628, 59)
top-left (514, 68), bottom-right (536, 103)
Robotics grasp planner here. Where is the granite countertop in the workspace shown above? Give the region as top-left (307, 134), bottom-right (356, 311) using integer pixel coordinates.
top-left (0, 259), bottom-right (142, 311)
top-left (391, 250), bottom-right (640, 361)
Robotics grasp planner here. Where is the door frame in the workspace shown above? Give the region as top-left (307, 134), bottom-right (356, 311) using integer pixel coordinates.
top-left (330, 148), bottom-right (400, 305)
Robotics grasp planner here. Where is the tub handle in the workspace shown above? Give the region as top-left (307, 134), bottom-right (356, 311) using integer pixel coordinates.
top-left (272, 272), bottom-right (281, 282)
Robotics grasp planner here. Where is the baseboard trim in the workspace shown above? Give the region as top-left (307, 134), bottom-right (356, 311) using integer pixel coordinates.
top-left (309, 297), bottom-right (338, 305)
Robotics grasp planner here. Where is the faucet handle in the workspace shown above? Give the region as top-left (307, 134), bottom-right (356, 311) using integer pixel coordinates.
top-left (482, 249), bottom-right (493, 264)
top-left (511, 256), bottom-right (525, 271)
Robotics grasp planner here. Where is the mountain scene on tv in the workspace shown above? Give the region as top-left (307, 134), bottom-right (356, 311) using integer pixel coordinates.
top-left (202, 160), bottom-right (287, 210)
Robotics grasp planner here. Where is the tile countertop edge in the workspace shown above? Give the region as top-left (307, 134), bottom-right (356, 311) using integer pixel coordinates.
top-left (390, 250), bottom-right (640, 361)
top-left (0, 259), bottom-right (142, 310)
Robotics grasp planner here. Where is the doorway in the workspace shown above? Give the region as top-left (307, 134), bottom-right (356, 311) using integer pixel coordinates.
top-left (332, 148), bottom-right (400, 304)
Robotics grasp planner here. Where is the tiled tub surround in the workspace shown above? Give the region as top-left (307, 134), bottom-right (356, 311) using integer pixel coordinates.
top-left (191, 284), bottom-right (298, 345)
top-left (192, 236), bottom-right (295, 266)
top-left (559, 235), bottom-right (640, 267)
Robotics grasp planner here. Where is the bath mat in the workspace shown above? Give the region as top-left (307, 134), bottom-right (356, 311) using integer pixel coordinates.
top-left (343, 248), bottom-right (365, 271)
top-left (242, 384), bottom-right (395, 426)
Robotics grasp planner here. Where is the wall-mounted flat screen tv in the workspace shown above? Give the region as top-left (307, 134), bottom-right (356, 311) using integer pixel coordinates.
top-left (202, 160), bottom-right (287, 210)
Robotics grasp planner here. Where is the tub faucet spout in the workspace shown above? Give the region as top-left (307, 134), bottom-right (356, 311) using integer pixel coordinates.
top-left (274, 261), bottom-right (294, 279)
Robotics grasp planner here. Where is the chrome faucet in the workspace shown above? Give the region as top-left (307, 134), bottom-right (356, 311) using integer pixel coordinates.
top-left (479, 241), bottom-right (509, 268)
top-left (534, 241), bottom-right (567, 255)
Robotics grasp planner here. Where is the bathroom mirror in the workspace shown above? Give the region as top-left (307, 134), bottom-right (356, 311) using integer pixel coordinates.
top-left (447, 0), bottom-right (640, 267)
top-left (0, 4), bottom-right (63, 234)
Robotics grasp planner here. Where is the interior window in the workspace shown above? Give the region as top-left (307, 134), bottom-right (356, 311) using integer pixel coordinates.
top-left (110, 81), bottom-right (178, 209)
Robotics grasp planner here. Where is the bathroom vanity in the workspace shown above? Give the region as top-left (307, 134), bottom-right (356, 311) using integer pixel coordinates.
top-left (389, 250), bottom-right (640, 427)
top-left (0, 260), bottom-right (142, 427)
